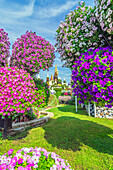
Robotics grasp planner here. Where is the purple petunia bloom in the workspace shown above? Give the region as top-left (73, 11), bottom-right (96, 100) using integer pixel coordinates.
top-left (95, 93), bottom-right (102, 98)
top-left (102, 58), bottom-right (107, 63)
top-left (93, 67), bottom-right (98, 71)
top-left (83, 89), bottom-right (88, 93)
top-left (109, 85), bottom-right (113, 90)
top-left (88, 77), bottom-right (93, 82)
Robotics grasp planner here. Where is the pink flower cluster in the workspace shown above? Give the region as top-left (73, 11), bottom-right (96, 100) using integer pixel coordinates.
top-left (64, 92), bottom-right (68, 96)
top-left (10, 31), bottom-right (56, 76)
top-left (0, 28), bottom-right (10, 67)
top-left (0, 147), bottom-right (73, 170)
top-left (0, 66), bottom-right (41, 117)
top-left (58, 96), bottom-right (71, 102)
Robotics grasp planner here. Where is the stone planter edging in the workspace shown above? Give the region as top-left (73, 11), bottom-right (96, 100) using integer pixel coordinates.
top-left (0, 111), bottom-right (54, 136)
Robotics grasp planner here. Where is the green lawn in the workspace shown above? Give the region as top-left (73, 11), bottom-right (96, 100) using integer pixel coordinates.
top-left (0, 105), bottom-right (113, 170)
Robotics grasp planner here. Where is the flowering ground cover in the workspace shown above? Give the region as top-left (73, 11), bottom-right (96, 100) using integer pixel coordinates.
top-left (0, 105), bottom-right (113, 169)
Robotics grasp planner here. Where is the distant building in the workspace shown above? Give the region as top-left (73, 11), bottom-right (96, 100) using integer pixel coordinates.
top-left (46, 65), bottom-right (72, 90)
top-left (35, 65), bottom-right (72, 92)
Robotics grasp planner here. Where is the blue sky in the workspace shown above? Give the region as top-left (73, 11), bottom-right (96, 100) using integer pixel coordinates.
top-left (0, 0), bottom-right (95, 85)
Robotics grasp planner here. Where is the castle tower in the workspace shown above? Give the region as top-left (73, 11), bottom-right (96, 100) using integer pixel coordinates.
top-left (46, 73), bottom-right (49, 86)
top-left (54, 64), bottom-right (58, 84)
top-left (51, 75), bottom-right (53, 81)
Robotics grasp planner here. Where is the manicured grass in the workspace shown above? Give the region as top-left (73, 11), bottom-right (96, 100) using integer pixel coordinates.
top-left (0, 105), bottom-right (113, 169)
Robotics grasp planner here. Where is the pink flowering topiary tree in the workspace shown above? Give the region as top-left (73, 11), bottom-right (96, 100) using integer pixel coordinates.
top-left (0, 66), bottom-right (44, 139)
top-left (0, 28), bottom-right (10, 67)
top-left (10, 31), bottom-right (56, 77)
top-left (0, 66), bottom-right (40, 118)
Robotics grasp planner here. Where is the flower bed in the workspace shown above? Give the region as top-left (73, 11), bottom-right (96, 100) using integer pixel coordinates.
top-left (58, 96), bottom-right (71, 104)
top-left (0, 147), bottom-right (73, 170)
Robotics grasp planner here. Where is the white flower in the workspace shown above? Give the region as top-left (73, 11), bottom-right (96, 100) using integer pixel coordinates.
top-left (83, 42), bottom-right (86, 45)
top-left (108, 9), bottom-right (112, 15)
top-left (99, 34), bottom-right (102, 37)
top-left (109, 23), bottom-right (112, 28)
top-left (103, 5), bottom-right (107, 9)
top-left (85, 29), bottom-right (88, 32)
top-left (59, 24), bottom-right (64, 28)
top-left (76, 52), bottom-right (80, 55)
top-left (107, 0), bottom-right (111, 6)
top-left (79, 43), bottom-right (83, 47)
top-left (108, 36), bottom-right (111, 40)
top-left (75, 38), bottom-right (78, 42)
top-left (107, 18), bottom-right (111, 22)
top-left (107, 29), bottom-right (111, 34)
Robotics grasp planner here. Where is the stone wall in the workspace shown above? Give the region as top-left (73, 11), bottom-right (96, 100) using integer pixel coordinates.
top-left (80, 103), bottom-right (113, 119)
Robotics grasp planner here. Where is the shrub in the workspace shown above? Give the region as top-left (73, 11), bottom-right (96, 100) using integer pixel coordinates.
top-left (55, 90), bottom-right (62, 99)
top-left (54, 88), bottom-right (62, 99)
top-left (0, 66), bottom-right (41, 119)
top-left (72, 46), bottom-right (113, 108)
top-left (0, 147), bottom-right (73, 169)
top-left (33, 77), bottom-right (50, 107)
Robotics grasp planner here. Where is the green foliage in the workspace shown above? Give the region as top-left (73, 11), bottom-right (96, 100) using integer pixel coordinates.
top-left (48, 94), bottom-right (59, 106)
top-left (37, 152), bottom-right (55, 169)
top-left (53, 88), bottom-right (62, 99)
top-left (53, 87), bottom-right (62, 91)
top-left (33, 77), bottom-right (50, 107)
top-left (55, 90), bottom-right (62, 99)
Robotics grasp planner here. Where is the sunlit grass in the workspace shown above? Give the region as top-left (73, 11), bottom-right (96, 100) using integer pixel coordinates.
top-left (0, 105), bottom-right (113, 170)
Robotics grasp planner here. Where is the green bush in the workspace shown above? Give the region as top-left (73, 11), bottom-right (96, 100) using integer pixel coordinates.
top-left (53, 88), bottom-right (62, 99)
top-left (33, 77), bottom-right (50, 107)
top-left (55, 90), bottom-right (62, 99)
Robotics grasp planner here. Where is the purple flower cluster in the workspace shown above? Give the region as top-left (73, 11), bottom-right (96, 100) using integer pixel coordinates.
top-left (10, 31), bottom-right (56, 76)
top-left (0, 147), bottom-right (73, 170)
top-left (0, 67), bottom-right (42, 117)
top-left (72, 46), bottom-right (113, 108)
top-left (0, 28), bottom-right (10, 67)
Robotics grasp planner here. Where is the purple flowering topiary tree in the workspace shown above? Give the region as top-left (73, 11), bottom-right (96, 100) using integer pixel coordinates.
top-left (0, 28), bottom-right (10, 67)
top-left (10, 31), bottom-right (56, 77)
top-left (71, 46), bottom-right (113, 109)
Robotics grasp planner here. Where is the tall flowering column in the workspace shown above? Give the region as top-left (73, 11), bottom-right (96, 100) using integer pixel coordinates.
top-left (10, 31), bottom-right (56, 77)
top-left (0, 28), bottom-right (10, 67)
top-left (72, 46), bottom-right (113, 117)
top-left (55, 1), bottom-right (109, 70)
top-left (0, 66), bottom-right (42, 139)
